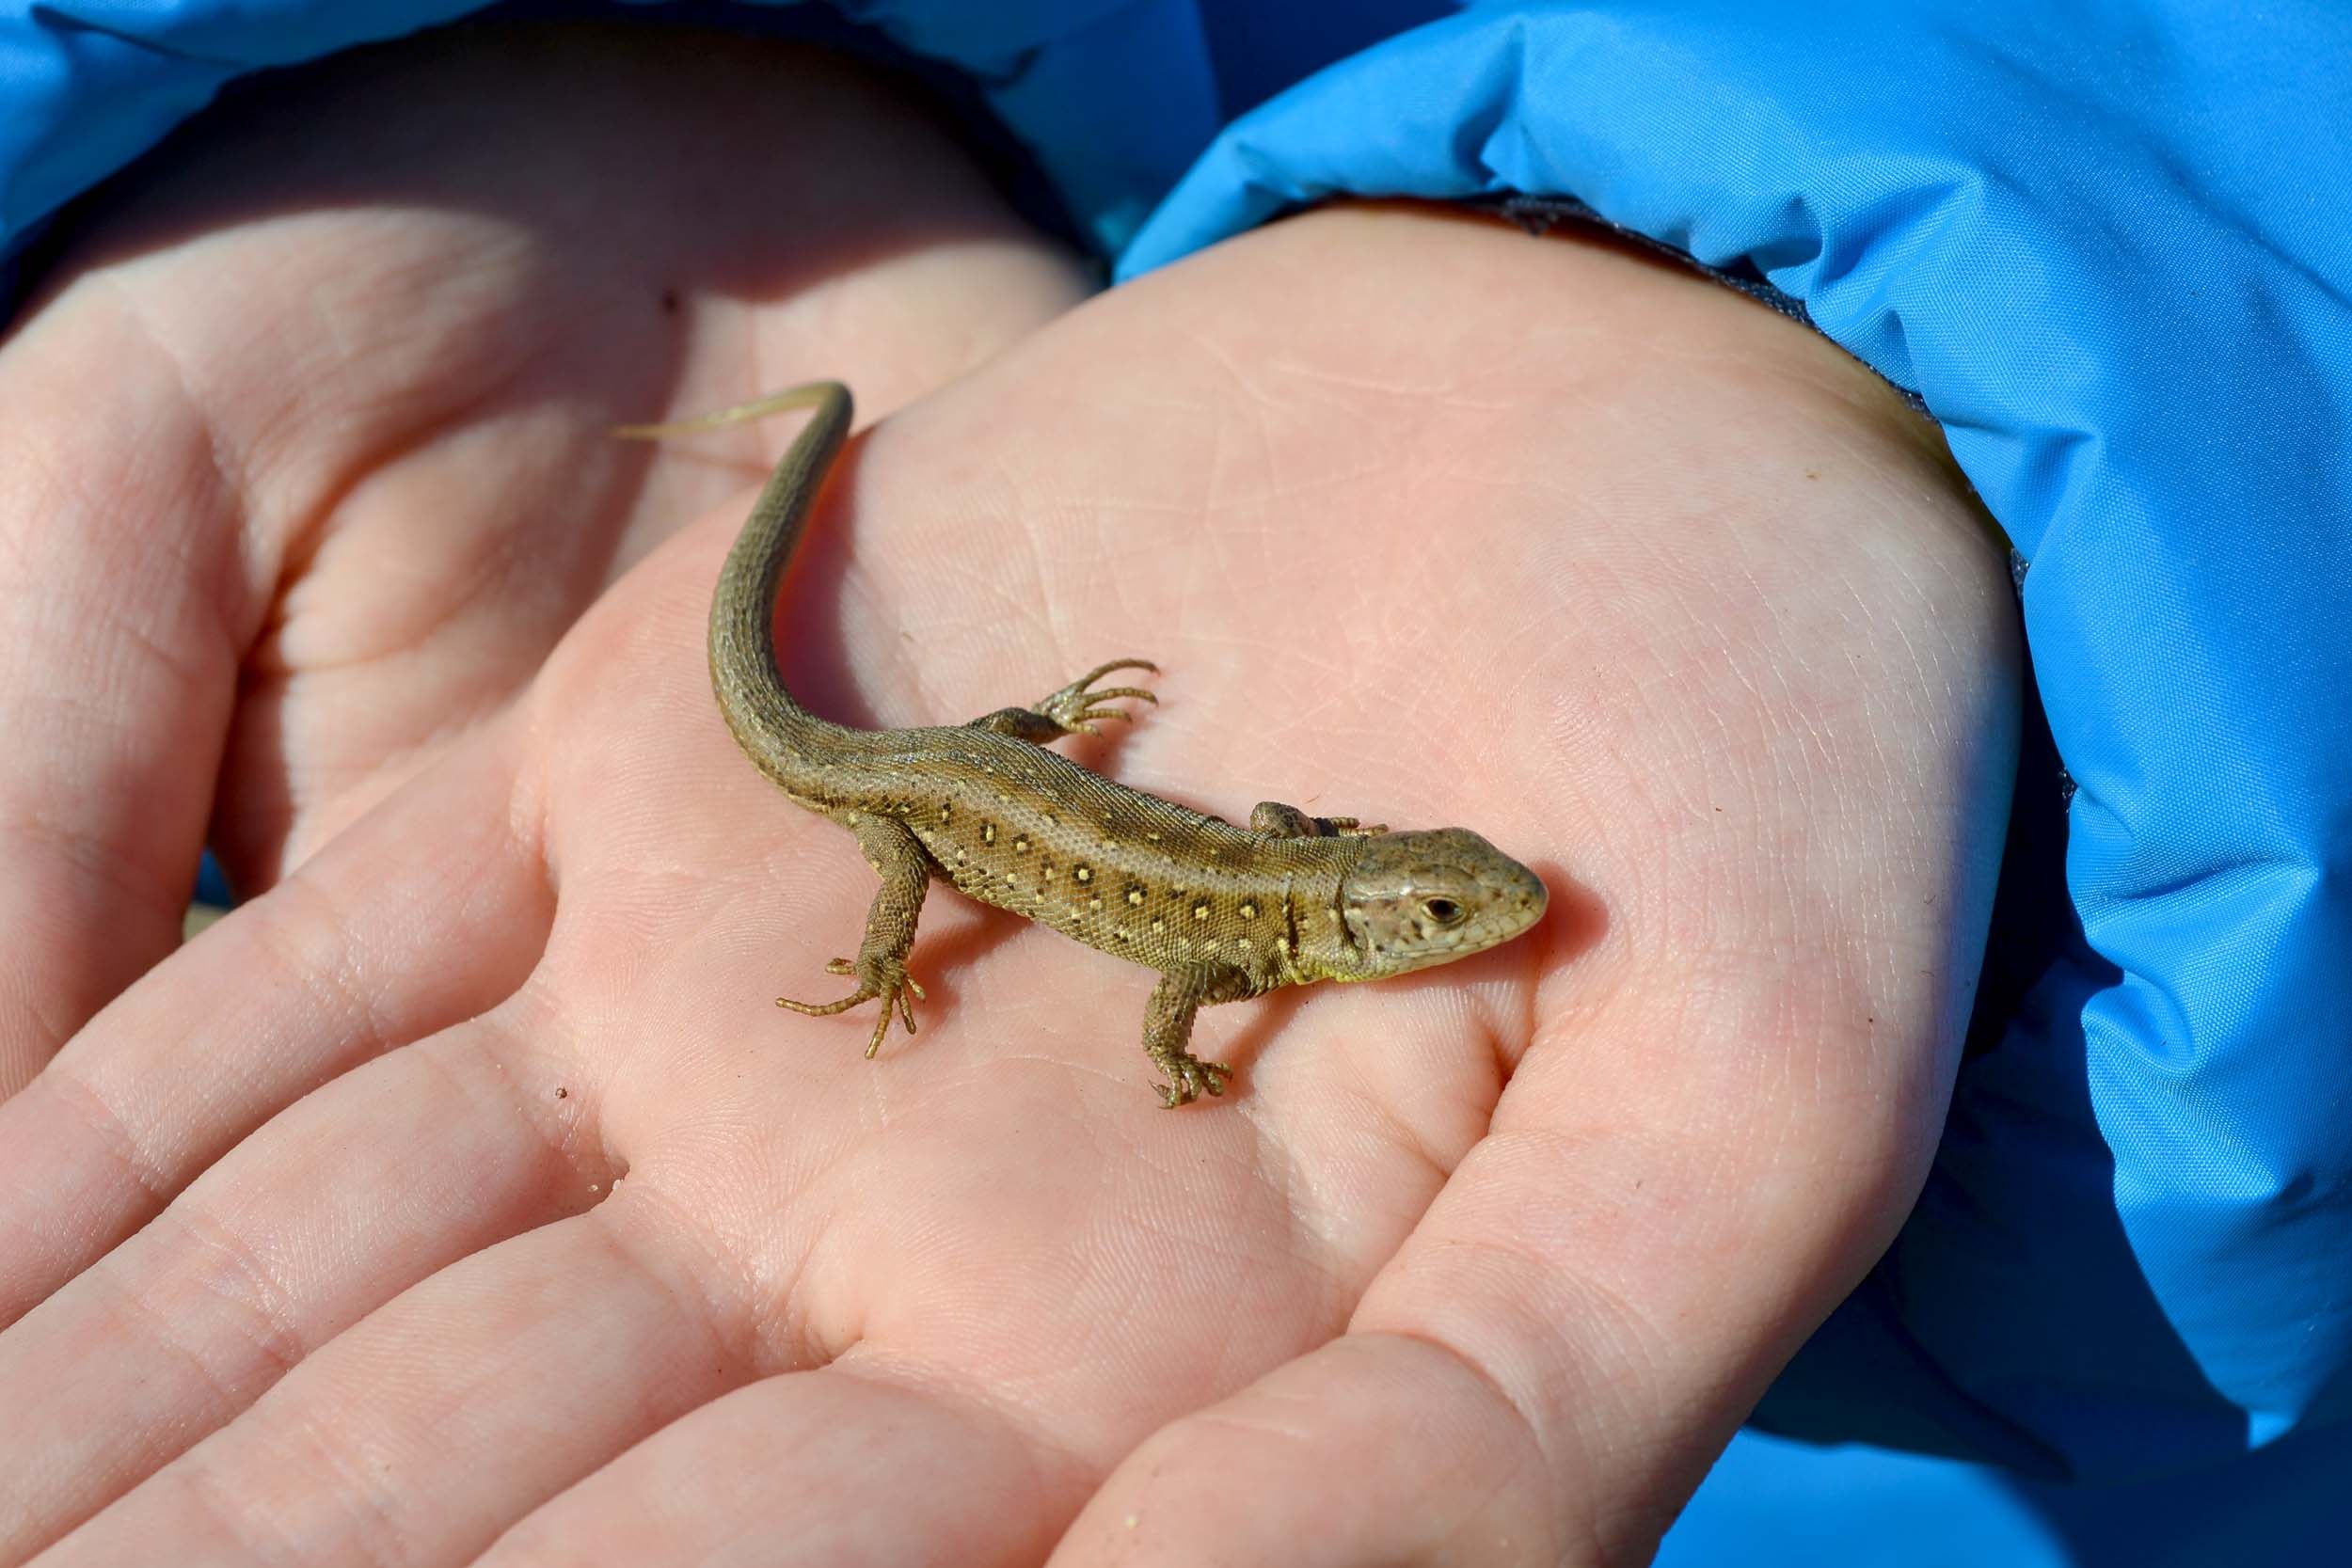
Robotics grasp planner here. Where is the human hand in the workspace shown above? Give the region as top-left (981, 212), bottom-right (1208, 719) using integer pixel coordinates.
top-left (0, 21), bottom-right (1090, 1092)
top-left (0, 202), bottom-right (2016, 1564)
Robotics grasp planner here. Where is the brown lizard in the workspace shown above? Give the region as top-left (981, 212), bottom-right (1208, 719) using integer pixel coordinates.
top-left (626, 381), bottom-right (1547, 1105)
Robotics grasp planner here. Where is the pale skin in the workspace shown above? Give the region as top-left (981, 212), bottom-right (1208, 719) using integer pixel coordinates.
top-left (0, 24), bottom-right (2018, 1568)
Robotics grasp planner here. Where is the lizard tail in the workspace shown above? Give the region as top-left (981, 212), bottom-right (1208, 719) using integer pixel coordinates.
top-left (618, 379), bottom-right (856, 783)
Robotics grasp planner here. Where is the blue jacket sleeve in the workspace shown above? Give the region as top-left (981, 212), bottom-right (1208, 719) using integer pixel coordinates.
top-left (0, 0), bottom-right (1218, 273)
top-left (6, 0), bottom-right (2348, 1486)
top-left (1126, 1), bottom-right (2352, 1481)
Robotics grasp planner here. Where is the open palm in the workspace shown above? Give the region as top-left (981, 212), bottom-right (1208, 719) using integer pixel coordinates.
top-left (0, 33), bottom-right (2017, 1567)
top-left (0, 24), bottom-right (1088, 1093)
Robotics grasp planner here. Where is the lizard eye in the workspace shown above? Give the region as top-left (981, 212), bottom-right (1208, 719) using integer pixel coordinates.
top-left (1422, 896), bottom-right (1466, 927)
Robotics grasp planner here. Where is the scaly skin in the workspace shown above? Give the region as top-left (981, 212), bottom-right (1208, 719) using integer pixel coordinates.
top-left (629, 381), bottom-right (1548, 1104)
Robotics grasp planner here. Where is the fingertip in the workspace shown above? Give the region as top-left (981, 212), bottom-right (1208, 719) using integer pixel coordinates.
top-left (1047, 1335), bottom-right (1564, 1568)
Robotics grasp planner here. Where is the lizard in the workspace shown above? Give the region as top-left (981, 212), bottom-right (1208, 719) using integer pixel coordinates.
top-left (624, 380), bottom-right (1549, 1106)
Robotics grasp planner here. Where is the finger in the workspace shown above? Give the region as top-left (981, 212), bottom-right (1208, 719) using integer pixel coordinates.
top-left (0, 309), bottom-right (253, 1091)
top-left (484, 1357), bottom-right (1084, 1567)
top-left (1047, 1333), bottom-right (1552, 1567)
top-left (0, 733), bottom-right (548, 1324)
top-left (0, 1010), bottom-right (596, 1561)
top-left (1053, 978), bottom-right (1954, 1568)
top-left (39, 1201), bottom-right (741, 1568)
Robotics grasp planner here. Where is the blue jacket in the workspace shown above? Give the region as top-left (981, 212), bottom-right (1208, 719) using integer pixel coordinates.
top-left (8, 2), bottom-right (2346, 1557)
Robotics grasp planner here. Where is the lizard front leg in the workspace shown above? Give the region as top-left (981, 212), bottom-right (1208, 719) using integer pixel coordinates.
top-left (1140, 966), bottom-right (1255, 1108)
top-left (1249, 800), bottom-right (1388, 838)
top-left (972, 657), bottom-right (1159, 742)
top-left (776, 816), bottom-right (931, 1059)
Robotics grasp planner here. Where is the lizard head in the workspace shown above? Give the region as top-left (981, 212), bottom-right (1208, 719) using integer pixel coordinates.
top-left (1332, 828), bottom-right (1548, 980)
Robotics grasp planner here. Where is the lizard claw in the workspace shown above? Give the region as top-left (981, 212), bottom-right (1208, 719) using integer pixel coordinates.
top-left (1150, 1050), bottom-right (1233, 1108)
top-left (1036, 659), bottom-right (1160, 737)
top-left (778, 957), bottom-right (925, 1058)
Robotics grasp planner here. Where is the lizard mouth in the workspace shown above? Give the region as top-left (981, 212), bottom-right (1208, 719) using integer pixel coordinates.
top-left (1338, 829), bottom-right (1548, 978)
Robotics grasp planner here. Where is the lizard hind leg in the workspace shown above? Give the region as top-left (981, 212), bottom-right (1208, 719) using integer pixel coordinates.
top-left (776, 957), bottom-right (927, 1058)
top-left (773, 817), bottom-right (931, 1059)
top-left (973, 658), bottom-right (1161, 742)
top-left (774, 956), bottom-right (928, 1056)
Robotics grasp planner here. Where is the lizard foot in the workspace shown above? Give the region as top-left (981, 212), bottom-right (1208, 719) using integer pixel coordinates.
top-left (1248, 800), bottom-right (1388, 839)
top-left (1149, 1048), bottom-right (1233, 1109)
top-left (1035, 658), bottom-right (1160, 737)
top-left (777, 958), bottom-right (926, 1059)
